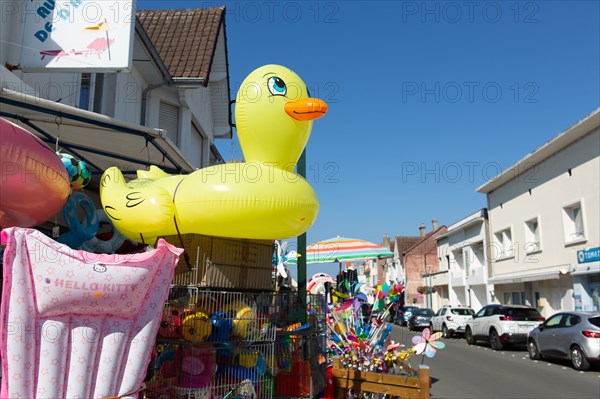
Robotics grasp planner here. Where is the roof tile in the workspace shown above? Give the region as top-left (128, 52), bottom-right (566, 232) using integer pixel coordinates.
top-left (137, 7), bottom-right (224, 82)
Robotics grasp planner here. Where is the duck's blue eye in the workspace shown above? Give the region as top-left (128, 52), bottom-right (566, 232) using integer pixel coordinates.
top-left (267, 76), bottom-right (287, 96)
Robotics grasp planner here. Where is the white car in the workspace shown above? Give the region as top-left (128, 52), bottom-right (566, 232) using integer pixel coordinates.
top-left (430, 306), bottom-right (475, 337)
top-left (465, 304), bottom-right (545, 350)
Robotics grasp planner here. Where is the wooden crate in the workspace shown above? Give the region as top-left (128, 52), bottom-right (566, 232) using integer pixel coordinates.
top-left (331, 358), bottom-right (430, 399)
top-left (161, 234), bottom-right (274, 291)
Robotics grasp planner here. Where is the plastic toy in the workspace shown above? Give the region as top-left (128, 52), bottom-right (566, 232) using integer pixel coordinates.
top-left (59, 153), bottom-right (91, 190)
top-left (56, 191), bottom-right (99, 248)
top-left (0, 117), bottom-right (70, 228)
top-left (79, 208), bottom-right (131, 254)
top-left (159, 305), bottom-right (185, 339)
top-left (273, 240), bottom-right (300, 279)
top-left (72, 159), bottom-right (91, 190)
top-left (225, 300), bottom-right (258, 339)
top-left (209, 311), bottom-right (233, 342)
top-left (0, 227), bottom-right (183, 398)
top-left (161, 345), bottom-right (216, 399)
top-left (99, 64), bottom-right (328, 242)
top-left (181, 310), bottom-right (212, 342)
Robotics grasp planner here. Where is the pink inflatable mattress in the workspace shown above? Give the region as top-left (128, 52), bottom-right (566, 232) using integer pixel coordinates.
top-left (0, 227), bottom-right (182, 398)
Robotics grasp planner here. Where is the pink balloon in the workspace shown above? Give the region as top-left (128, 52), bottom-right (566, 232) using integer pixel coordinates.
top-left (0, 117), bottom-right (70, 227)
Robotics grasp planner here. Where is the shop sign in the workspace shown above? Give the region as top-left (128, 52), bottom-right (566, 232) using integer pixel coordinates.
top-left (20, 0), bottom-right (134, 71)
top-left (577, 247), bottom-right (600, 264)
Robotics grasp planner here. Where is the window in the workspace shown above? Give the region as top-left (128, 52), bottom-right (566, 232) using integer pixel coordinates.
top-left (564, 315), bottom-right (580, 327)
top-left (485, 306), bottom-right (498, 316)
top-left (78, 73), bottom-right (92, 110)
top-left (475, 307), bottom-right (487, 317)
top-left (524, 217), bottom-right (541, 253)
top-left (503, 291), bottom-right (525, 305)
top-left (563, 202), bottom-right (585, 243)
top-left (544, 314), bottom-right (563, 329)
top-left (494, 228), bottom-right (513, 258)
top-left (451, 308), bottom-right (474, 316)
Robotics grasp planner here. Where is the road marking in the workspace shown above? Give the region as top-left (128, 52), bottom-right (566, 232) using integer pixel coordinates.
top-left (562, 367), bottom-right (567, 370)
top-left (547, 363), bottom-right (552, 366)
top-left (511, 354), bottom-right (516, 357)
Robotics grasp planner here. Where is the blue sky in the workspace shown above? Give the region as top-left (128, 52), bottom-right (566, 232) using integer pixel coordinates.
top-left (138, 1), bottom-right (600, 278)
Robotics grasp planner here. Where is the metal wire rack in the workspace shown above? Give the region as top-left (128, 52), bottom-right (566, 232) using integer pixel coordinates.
top-left (143, 341), bottom-right (275, 399)
top-left (158, 287), bottom-right (277, 343)
top-left (158, 288), bottom-right (328, 343)
top-left (148, 287), bottom-right (329, 398)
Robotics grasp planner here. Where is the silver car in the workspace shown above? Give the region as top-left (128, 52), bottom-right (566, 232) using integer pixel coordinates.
top-left (408, 308), bottom-right (435, 331)
top-left (527, 311), bottom-right (600, 371)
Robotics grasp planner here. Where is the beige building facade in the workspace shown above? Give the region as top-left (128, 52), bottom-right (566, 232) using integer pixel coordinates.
top-left (478, 109), bottom-right (600, 317)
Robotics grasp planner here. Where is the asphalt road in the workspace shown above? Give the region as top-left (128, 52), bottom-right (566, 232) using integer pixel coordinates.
top-left (389, 324), bottom-right (600, 399)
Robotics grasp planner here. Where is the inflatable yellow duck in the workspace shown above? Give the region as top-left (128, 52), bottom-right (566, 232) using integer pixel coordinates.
top-left (99, 65), bottom-right (328, 243)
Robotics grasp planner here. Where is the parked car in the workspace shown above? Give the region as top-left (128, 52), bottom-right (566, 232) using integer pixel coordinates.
top-left (408, 308), bottom-right (435, 331)
top-left (465, 304), bottom-right (544, 350)
top-left (398, 306), bottom-right (419, 326)
top-left (430, 306), bottom-right (475, 337)
top-left (527, 311), bottom-right (600, 371)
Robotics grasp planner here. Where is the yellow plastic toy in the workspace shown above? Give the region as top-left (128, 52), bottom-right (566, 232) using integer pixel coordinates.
top-left (224, 299), bottom-right (258, 338)
top-left (181, 311), bottom-right (212, 342)
top-left (99, 64), bottom-right (328, 243)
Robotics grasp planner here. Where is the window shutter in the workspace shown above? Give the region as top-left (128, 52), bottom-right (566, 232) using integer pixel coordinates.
top-left (159, 102), bottom-right (180, 145)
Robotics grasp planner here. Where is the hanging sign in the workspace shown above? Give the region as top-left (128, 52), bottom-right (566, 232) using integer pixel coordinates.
top-left (20, 0), bottom-right (135, 72)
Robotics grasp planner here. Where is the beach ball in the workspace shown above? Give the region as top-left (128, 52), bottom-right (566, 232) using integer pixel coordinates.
top-left (181, 310), bottom-right (212, 342)
top-left (235, 307), bottom-right (258, 338)
top-left (225, 300), bottom-right (258, 338)
top-left (209, 311), bottom-right (233, 342)
top-left (60, 153), bottom-right (80, 184)
top-left (159, 306), bottom-right (184, 338)
top-left (72, 160), bottom-right (91, 190)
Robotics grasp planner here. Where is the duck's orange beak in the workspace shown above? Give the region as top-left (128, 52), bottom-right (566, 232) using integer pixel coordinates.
top-left (285, 98), bottom-right (328, 121)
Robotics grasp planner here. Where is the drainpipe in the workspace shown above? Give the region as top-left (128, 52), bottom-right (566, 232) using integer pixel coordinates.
top-left (140, 78), bottom-right (170, 126)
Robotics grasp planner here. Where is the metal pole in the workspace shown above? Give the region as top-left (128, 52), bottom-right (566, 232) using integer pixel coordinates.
top-left (297, 149), bottom-right (307, 323)
top-left (429, 273), bottom-right (433, 309)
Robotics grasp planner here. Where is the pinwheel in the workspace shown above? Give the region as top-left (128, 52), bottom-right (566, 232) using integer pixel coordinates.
top-left (411, 328), bottom-right (445, 358)
top-left (273, 240), bottom-right (300, 279)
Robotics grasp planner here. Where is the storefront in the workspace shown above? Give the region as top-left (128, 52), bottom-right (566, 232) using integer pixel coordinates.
top-left (571, 247), bottom-right (600, 312)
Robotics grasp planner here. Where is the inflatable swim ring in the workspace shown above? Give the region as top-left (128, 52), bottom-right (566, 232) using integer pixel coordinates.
top-left (56, 191), bottom-right (99, 248)
top-left (80, 208), bottom-right (130, 253)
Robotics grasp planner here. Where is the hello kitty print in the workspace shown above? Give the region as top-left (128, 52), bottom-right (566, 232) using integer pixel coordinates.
top-left (0, 228), bottom-right (182, 398)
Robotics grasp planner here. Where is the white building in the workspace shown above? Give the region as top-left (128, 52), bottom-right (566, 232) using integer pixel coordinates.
top-left (436, 209), bottom-right (493, 311)
top-left (1, 3), bottom-right (231, 178)
top-left (477, 109), bottom-right (600, 317)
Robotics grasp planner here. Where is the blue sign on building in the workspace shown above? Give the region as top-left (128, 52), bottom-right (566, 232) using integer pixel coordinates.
top-left (577, 247), bottom-right (600, 264)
